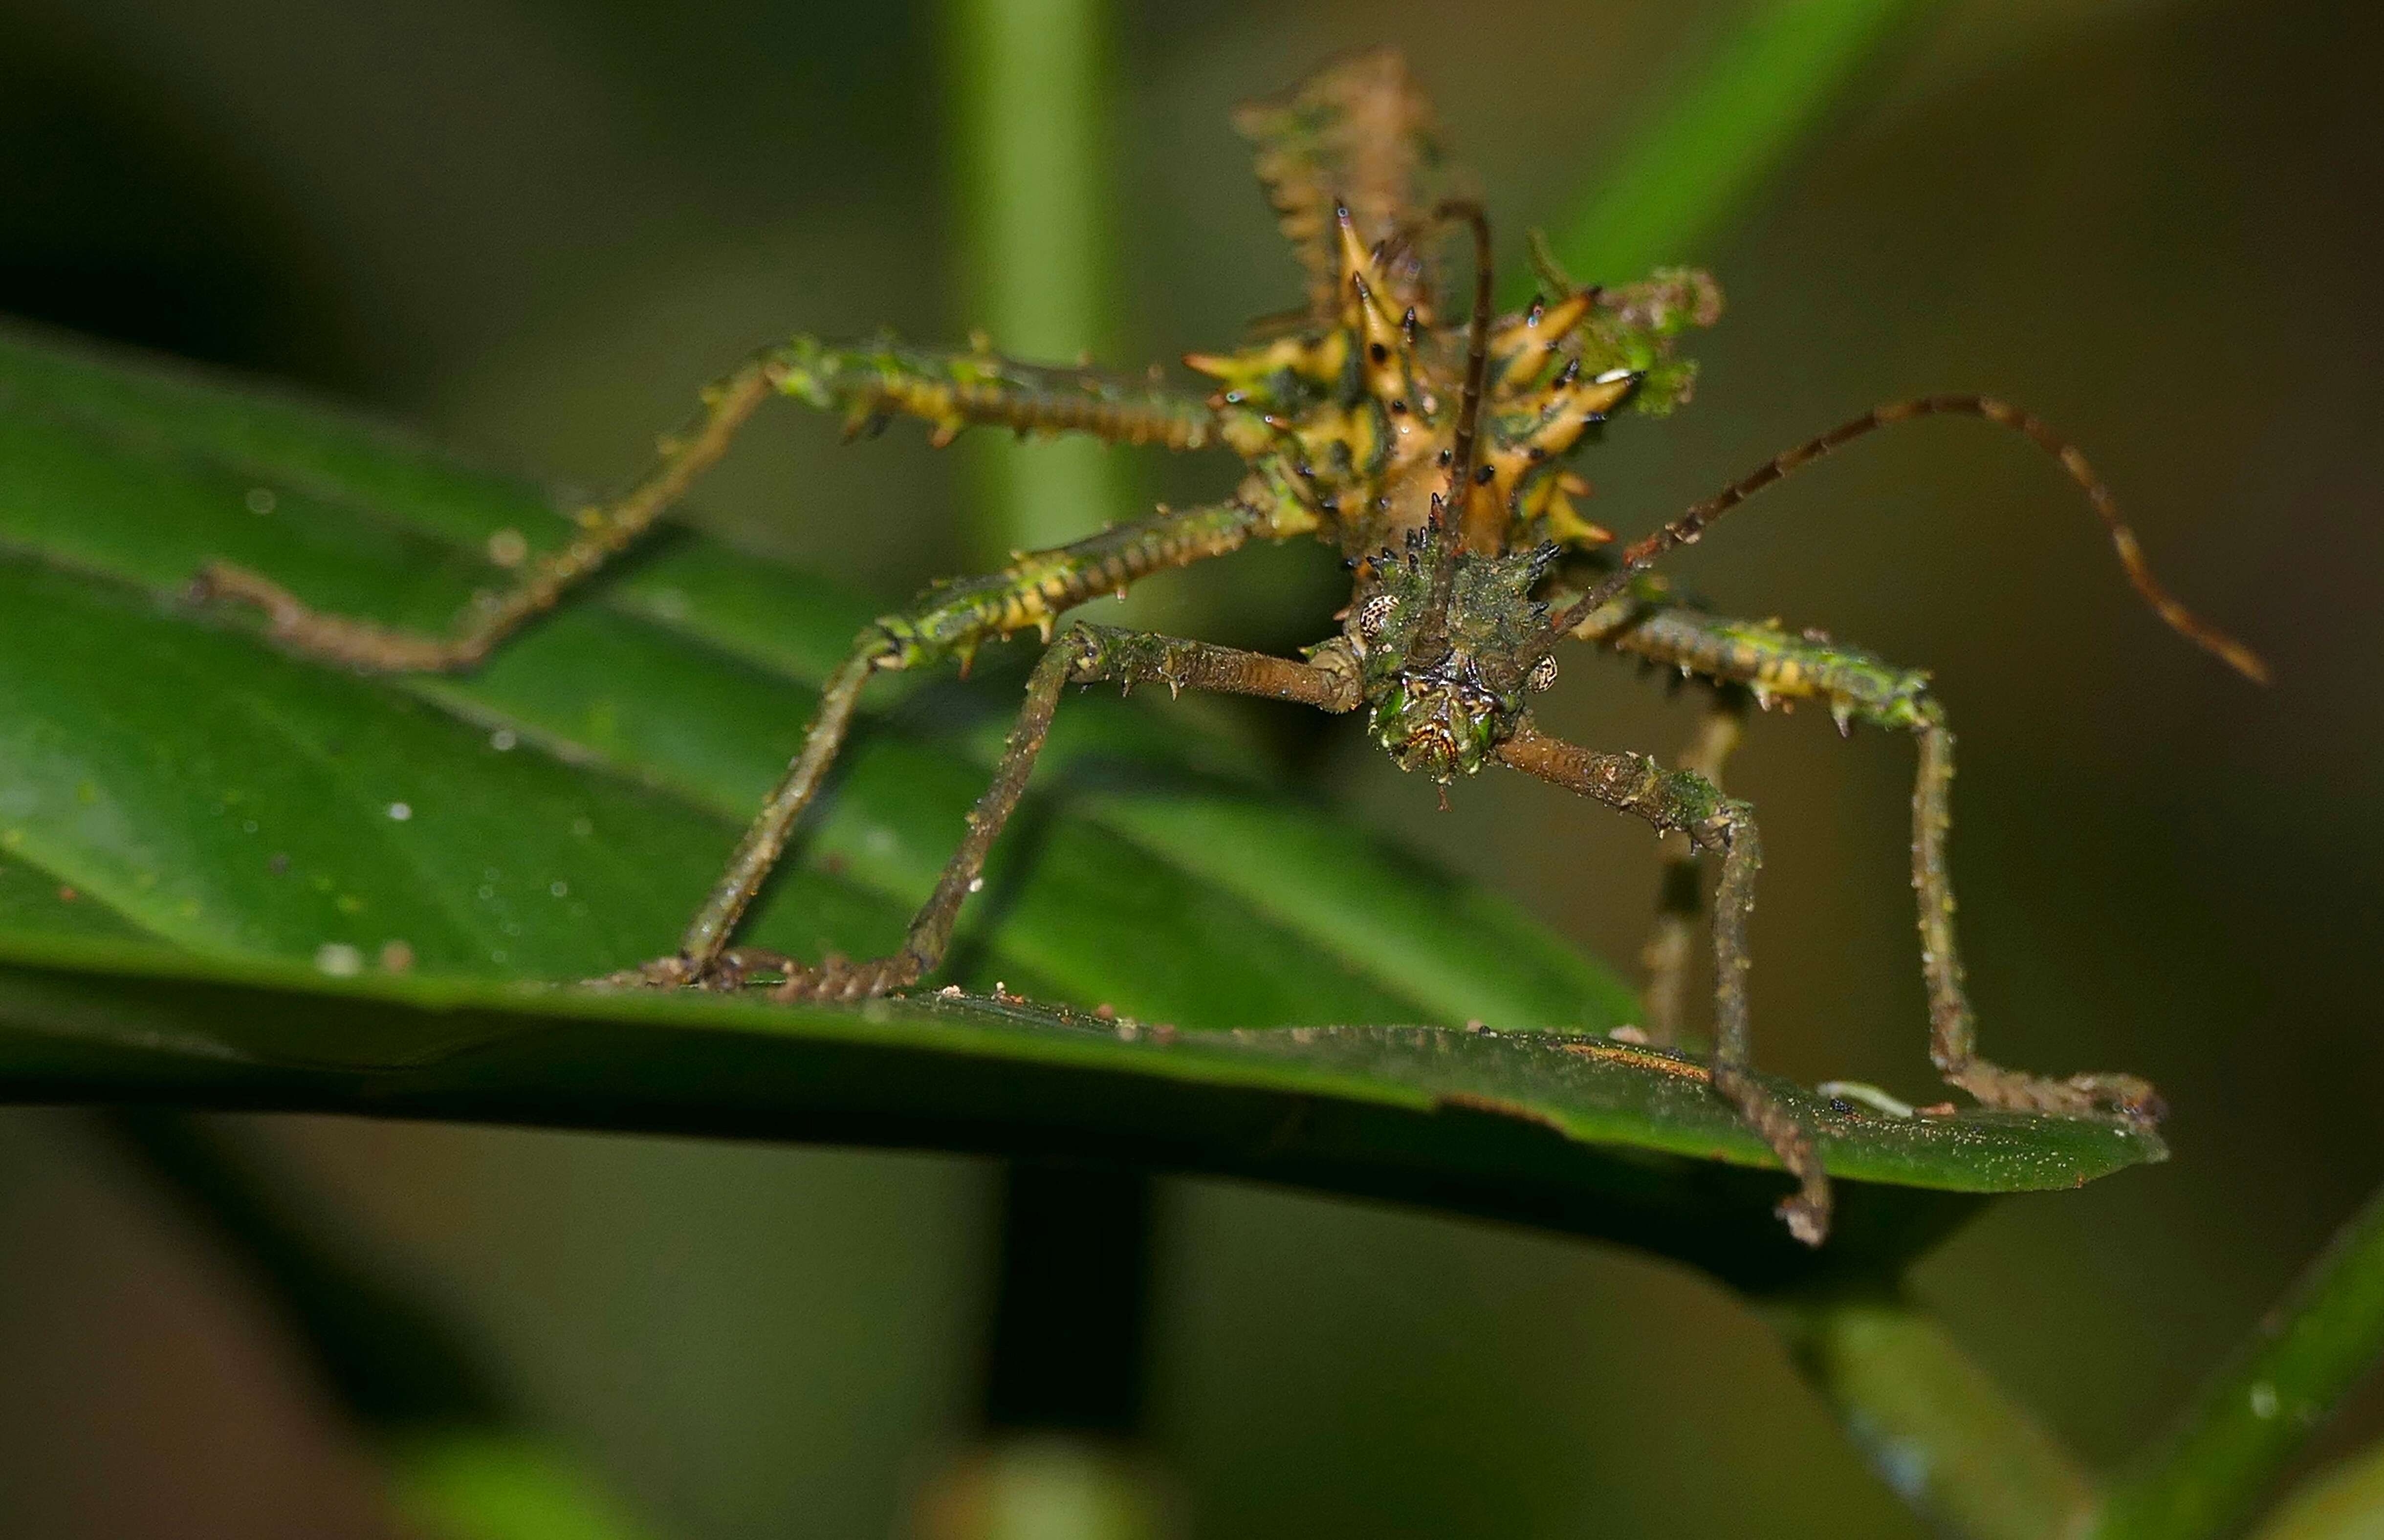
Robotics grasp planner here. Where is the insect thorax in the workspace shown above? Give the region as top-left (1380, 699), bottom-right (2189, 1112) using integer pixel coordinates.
top-left (1185, 218), bottom-right (1722, 568)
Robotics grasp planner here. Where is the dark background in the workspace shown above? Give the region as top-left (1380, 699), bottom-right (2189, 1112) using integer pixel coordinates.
top-left (0, 1), bottom-right (2379, 1536)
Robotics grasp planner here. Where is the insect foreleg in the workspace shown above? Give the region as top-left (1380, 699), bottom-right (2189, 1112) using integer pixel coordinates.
top-left (1491, 720), bottom-right (1829, 1248)
top-left (614, 499), bottom-right (1272, 986)
top-left (1640, 687), bottom-right (1750, 1046)
top-left (775, 335), bottom-right (1221, 451)
top-left (1572, 599), bottom-right (2162, 1121)
top-left (744, 623), bottom-right (1357, 1003)
top-left (192, 337), bottom-right (1222, 675)
top-left (194, 349), bottom-right (788, 672)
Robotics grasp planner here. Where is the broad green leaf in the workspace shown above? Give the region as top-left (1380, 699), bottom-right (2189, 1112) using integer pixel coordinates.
top-left (0, 324), bottom-right (2166, 1282)
top-left (2, 937), bottom-right (2161, 1293)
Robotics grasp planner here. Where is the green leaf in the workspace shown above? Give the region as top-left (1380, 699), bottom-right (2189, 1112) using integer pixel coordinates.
top-left (0, 324), bottom-right (2165, 1283)
top-left (1531, 0), bottom-right (1925, 292)
top-left (2094, 1183), bottom-right (2384, 1540)
top-left (3, 936), bottom-right (2159, 1294)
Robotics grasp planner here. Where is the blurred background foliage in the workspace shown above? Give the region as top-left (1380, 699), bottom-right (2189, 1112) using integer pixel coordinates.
top-left (0, 0), bottom-right (2378, 1536)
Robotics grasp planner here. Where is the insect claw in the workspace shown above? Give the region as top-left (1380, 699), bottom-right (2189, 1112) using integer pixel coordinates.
top-left (1832, 701), bottom-right (1855, 737)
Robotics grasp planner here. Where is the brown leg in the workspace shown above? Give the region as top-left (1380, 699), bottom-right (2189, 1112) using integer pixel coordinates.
top-left (193, 351), bottom-right (788, 671)
top-left (723, 624), bottom-right (1356, 1002)
top-left (1640, 686), bottom-right (1750, 1046)
top-left (1909, 701), bottom-right (2163, 1120)
top-left (191, 334), bottom-right (1227, 674)
top-left (597, 501), bottom-right (1274, 987)
top-left (1571, 593), bottom-right (2165, 1123)
top-left (1494, 720), bottom-right (1829, 1247)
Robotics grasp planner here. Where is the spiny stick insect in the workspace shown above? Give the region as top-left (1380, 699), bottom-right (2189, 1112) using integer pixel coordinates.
top-left (191, 50), bottom-right (2264, 1244)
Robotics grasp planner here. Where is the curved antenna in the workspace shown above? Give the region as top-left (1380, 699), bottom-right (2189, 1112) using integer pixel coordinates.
top-left (1543, 394), bottom-right (2270, 684)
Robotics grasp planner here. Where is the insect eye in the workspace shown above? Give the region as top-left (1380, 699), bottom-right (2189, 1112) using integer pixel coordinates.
top-left (1356, 593), bottom-right (1397, 639)
top-left (1526, 654), bottom-right (1559, 693)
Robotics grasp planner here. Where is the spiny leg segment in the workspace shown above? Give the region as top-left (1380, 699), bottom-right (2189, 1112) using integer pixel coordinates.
top-left (192, 335), bottom-right (1223, 673)
top-left (187, 326), bottom-right (1292, 998)
top-left (648, 499), bottom-right (1272, 983)
top-left (1639, 686), bottom-right (1750, 1046)
top-left (1531, 391), bottom-right (2262, 1122)
top-left (1492, 720), bottom-right (1828, 1246)
top-left (1571, 590), bottom-right (2162, 1119)
top-left (665, 623), bottom-right (1359, 1001)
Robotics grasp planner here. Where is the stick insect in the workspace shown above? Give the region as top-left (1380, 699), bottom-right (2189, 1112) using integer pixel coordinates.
top-left (191, 49), bottom-right (2263, 1244)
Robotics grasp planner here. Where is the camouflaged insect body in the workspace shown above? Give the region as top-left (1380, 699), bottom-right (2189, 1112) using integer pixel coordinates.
top-left (188, 46), bottom-right (2253, 1250)
top-left (1178, 52), bottom-right (1725, 780)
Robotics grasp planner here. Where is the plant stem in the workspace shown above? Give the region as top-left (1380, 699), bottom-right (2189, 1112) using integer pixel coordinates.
top-left (1772, 1285), bottom-right (2097, 1540)
top-left (946, 0), bottom-right (1117, 563)
top-left (2243, 1438), bottom-right (2384, 1540)
top-left (1532, 0), bottom-right (1925, 292)
top-left (2093, 1183), bottom-right (2384, 1540)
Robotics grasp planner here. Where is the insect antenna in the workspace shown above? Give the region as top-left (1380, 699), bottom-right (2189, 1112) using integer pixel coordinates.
top-left (1542, 394), bottom-right (2270, 683)
top-left (1414, 197), bottom-right (1494, 646)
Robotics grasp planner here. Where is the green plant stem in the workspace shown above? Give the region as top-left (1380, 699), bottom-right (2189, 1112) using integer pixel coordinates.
top-left (2094, 1183), bottom-right (2384, 1540)
top-left (1532, 0), bottom-right (1924, 292)
top-left (1772, 1286), bottom-right (2096, 1540)
top-left (947, 0), bottom-right (1117, 562)
top-left (2244, 1438), bottom-right (2384, 1540)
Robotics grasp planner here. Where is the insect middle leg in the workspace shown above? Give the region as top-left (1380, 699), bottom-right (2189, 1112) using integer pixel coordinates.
top-left (1580, 596), bottom-right (2161, 1120)
top-left (1640, 685), bottom-right (1750, 1046)
top-left (700, 622), bottom-right (1359, 1002)
top-left (616, 499), bottom-right (1280, 989)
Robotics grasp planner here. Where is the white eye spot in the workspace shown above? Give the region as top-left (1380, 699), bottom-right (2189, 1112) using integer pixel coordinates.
top-left (1356, 593), bottom-right (1397, 639)
top-left (1527, 654), bottom-right (1559, 693)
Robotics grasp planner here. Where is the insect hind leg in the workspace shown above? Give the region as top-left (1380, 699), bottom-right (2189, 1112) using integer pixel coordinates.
top-left (1911, 699), bottom-right (2163, 1121)
top-left (1577, 598), bottom-right (2165, 1124)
